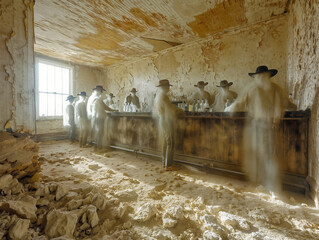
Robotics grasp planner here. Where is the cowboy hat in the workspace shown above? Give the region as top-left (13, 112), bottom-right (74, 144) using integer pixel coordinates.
top-left (216, 80), bottom-right (233, 87)
top-left (130, 88), bottom-right (137, 93)
top-left (156, 79), bottom-right (172, 87)
top-left (92, 85), bottom-right (106, 91)
top-left (249, 65), bottom-right (278, 77)
top-left (194, 81), bottom-right (208, 87)
top-left (66, 95), bottom-right (76, 101)
top-left (77, 91), bottom-right (87, 97)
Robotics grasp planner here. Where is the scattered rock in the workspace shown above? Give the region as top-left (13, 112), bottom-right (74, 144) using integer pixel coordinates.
top-left (0, 195), bottom-right (37, 221)
top-left (133, 203), bottom-right (157, 222)
top-left (218, 211), bottom-right (250, 231)
top-left (45, 209), bottom-right (77, 238)
top-left (8, 218), bottom-right (30, 240)
top-left (92, 193), bottom-right (107, 210)
top-left (87, 205), bottom-right (99, 228)
top-left (36, 198), bottom-right (50, 207)
top-left (55, 184), bottom-right (69, 201)
top-left (115, 189), bottom-right (138, 202)
top-left (203, 230), bottom-right (222, 240)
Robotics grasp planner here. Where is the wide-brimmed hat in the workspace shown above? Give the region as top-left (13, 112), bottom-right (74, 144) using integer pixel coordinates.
top-left (216, 80), bottom-right (233, 87)
top-left (194, 81), bottom-right (208, 87)
top-left (130, 88), bottom-right (137, 93)
top-left (108, 93), bottom-right (115, 98)
top-left (66, 95), bottom-right (76, 101)
top-left (77, 91), bottom-right (86, 97)
top-left (92, 85), bottom-right (106, 91)
top-left (249, 65), bottom-right (278, 77)
top-left (156, 79), bottom-right (172, 87)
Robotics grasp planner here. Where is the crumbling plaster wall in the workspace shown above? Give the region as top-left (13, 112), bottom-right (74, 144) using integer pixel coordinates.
top-left (103, 16), bottom-right (288, 109)
top-left (0, 0), bottom-right (35, 133)
top-left (287, 0), bottom-right (319, 203)
top-left (35, 56), bottom-right (103, 134)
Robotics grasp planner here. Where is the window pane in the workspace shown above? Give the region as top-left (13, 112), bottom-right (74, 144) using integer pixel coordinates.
top-left (37, 61), bottom-right (72, 118)
top-left (55, 67), bottom-right (62, 94)
top-left (38, 63), bottom-right (48, 92)
top-left (62, 68), bottom-right (70, 94)
top-left (47, 93), bottom-right (56, 116)
top-left (39, 93), bottom-right (48, 117)
top-left (55, 94), bottom-right (63, 116)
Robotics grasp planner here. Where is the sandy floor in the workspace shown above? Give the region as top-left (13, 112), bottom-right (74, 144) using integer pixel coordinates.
top-left (38, 140), bottom-right (319, 240)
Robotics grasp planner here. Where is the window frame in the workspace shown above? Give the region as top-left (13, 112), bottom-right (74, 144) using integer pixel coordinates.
top-left (35, 58), bottom-right (73, 120)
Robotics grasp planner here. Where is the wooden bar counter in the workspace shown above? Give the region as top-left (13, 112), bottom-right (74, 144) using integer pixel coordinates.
top-left (107, 110), bottom-right (310, 193)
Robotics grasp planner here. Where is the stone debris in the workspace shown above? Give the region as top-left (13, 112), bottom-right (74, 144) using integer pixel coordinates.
top-left (86, 205), bottom-right (99, 228)
top-left (115, 189), bottom-right (138, 202)
top-left (45, 209), bottom-right (78, 238)
top-left (203, 230), bottom-right (222, 240)
top-left (133, 203), bottom-right (157, 222)
top-left (8, 218), bottom-right (30, 240)
top-left (0, 131), bottom-right (40, 181)
top-left (218, 211), bottom-right (251, 231)
top-left (55, 184), bottom-right (69, 201)
top-left (0, 195), bottom-right (37, 221)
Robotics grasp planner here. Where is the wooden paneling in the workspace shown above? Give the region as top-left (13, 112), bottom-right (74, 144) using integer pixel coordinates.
top-left (108, 111), bottom-right (310, 178)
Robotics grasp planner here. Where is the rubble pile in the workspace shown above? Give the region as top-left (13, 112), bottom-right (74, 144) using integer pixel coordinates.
top-left (1, 135), bottom-right (319, 239)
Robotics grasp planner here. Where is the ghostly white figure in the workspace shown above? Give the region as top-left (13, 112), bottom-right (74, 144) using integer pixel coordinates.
top-left (90, 86), bottom-right (116, 149)
top-left (75, 91), bottom-right (89, 147)
top-left (226, 66), bottom-right (297, 192)
top-left (193, 81), bottom-right (214, 105)
top-left (125, 88), bottom-right (140, 110)
top-left (87, 86), bottom-right (104, 143)
top-left (213, 80), bottom-right (238, 112)
top-left (63, 95), bottom-right (76, 142)
top-left (153, 79), bottom-right (183, 168)
top-left (103, 93), bottom-right (115, 107)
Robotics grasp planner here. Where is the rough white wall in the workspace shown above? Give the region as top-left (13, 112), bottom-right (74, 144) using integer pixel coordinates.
top-left (287, 0), bottom-right (319, 202)
top-left (103, 16), bottom-right (288, 109)
top-left (0, 0), bottom-right (35, 133)
top-left (35, 57), bottom-right (103, 134)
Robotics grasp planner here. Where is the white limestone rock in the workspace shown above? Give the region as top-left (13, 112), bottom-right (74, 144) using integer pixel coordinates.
top-left (45, 209), bottom-right (78, 238)
top-left (35, 184), bottom-right (50, 197)
top-left (115, 189), bottom-right (138, 202)
top-left (92, 193), bottom-right (107, 210)
top-left (0, 195), bottom-right (37, 221)
top-left (8, 218), bottom-right (30, 240)
top-left (203, 230), bottom-right (222, 240)
top-left (66, 199), bottom-right (83, 211)
top-left (36, 198), bottom-right (50, 207)
top-left (218, 211), bottom-right (251, 231)
top-left (55, 184), bottom-right (69, 201)
top-left (0, 174), bottom-right (24, 195)
top-left (133, 203), bottom-right (157, 222)
top-left (87, 205), bottom-right (99, 228)
top-left (162, 217), bottom-right (178, 228)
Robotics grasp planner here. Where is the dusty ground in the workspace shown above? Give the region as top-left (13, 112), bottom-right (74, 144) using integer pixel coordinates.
top-left (38, 140), bottom-right (319, 240)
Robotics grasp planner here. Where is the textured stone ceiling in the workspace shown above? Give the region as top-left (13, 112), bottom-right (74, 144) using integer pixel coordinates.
top-left (34, 0), bottom-right (288, 67)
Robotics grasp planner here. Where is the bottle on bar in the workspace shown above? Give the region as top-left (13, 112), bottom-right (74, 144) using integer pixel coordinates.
top-left (193, 99), bottom-right (196, 112)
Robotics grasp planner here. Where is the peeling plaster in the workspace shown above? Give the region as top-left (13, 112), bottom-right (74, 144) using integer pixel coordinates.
top-left (104, 16), bottom-right (288, 110)
top-left (34, 0), bottom-right (288, 67)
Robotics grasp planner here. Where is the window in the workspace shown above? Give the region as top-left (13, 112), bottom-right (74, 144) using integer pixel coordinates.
top-left (36, 59), bottom-right (72, 119)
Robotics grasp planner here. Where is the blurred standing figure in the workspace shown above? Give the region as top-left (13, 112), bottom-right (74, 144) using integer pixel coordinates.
top-left (87, 85), bottom-right (105, 143)
top-left (125, 88), bottom-right (140, 111)
top-left (64, 95), bottom-right (76, 142)
top-left (75, 91), bottom-right (89, 147)
top-left (213, 80), bottom-right (238, 112)
top-left (226, 66), bottom-right (296, 192)
top-left (90, 86), bottom-right (116, 149)
top-left (194, 81), bottom-right (214, 105)
top-left (153, 79), bottom-right (183, 168)
top-left (104, 93), bottom-right (116, 107)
